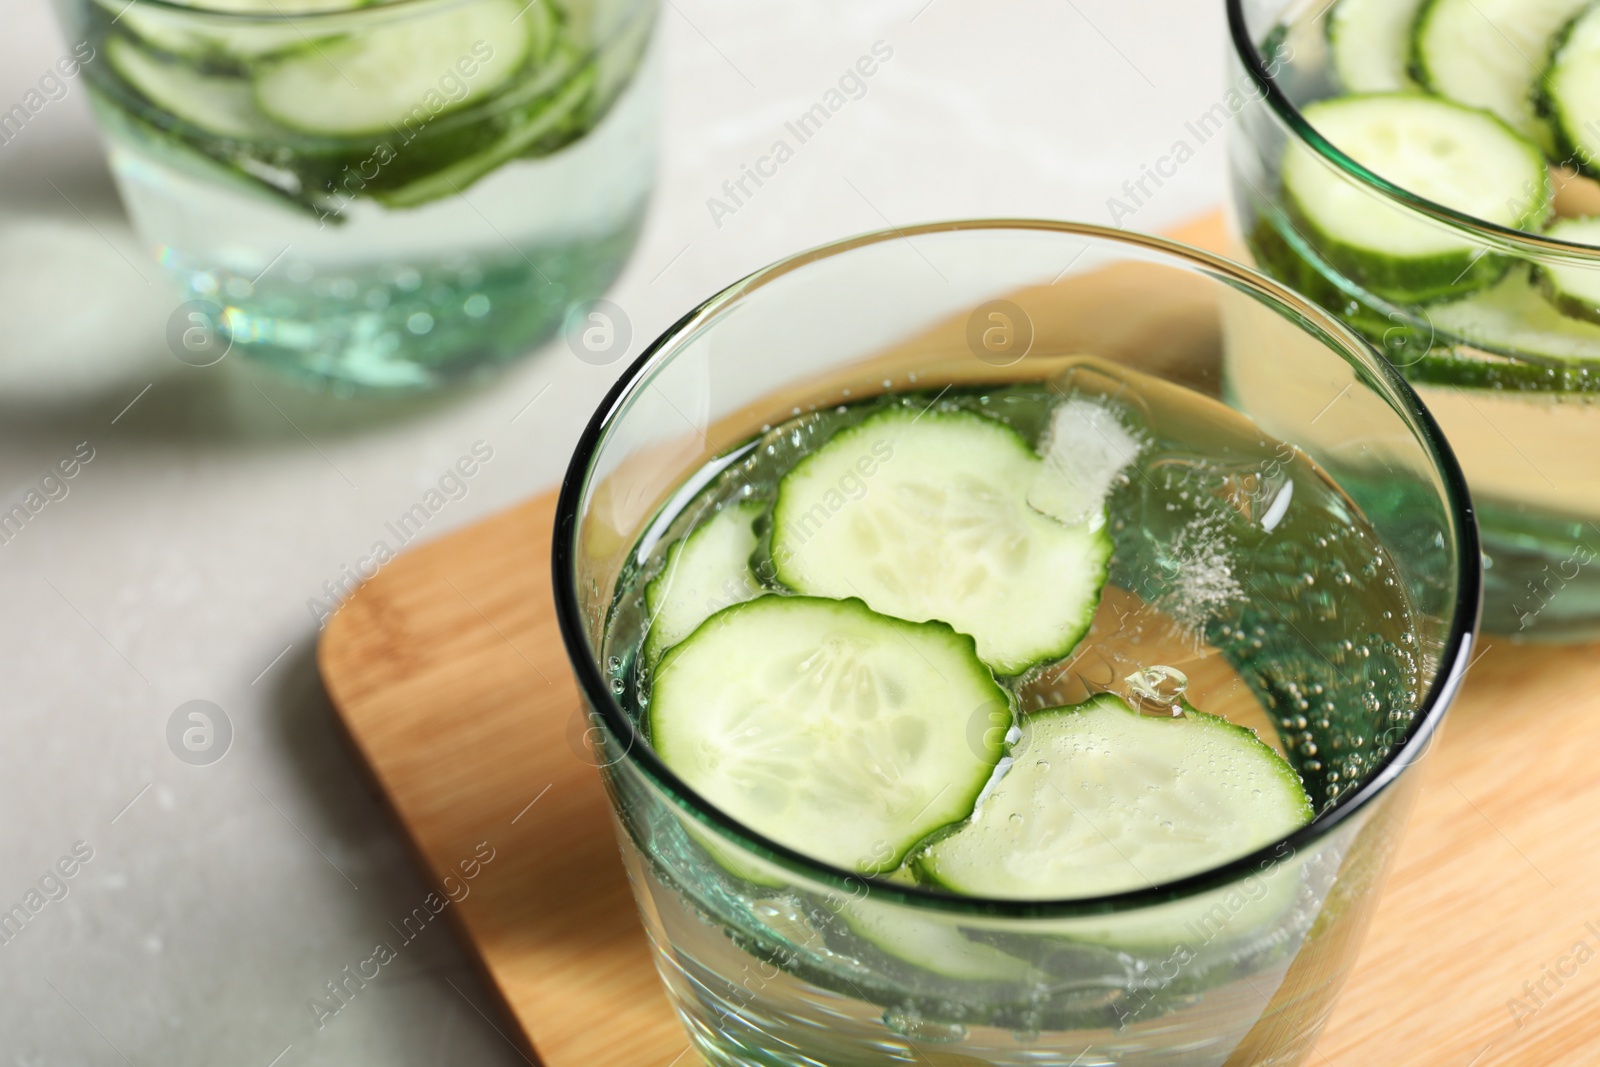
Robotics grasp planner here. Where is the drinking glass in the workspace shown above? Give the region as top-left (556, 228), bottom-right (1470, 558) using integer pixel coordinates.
top-left (61, 0), bottom-right (658, 392)
top-left (553, 222), bottom-right (1479, 1067)
top-left (1229, 0), bottom-right (1600, 638)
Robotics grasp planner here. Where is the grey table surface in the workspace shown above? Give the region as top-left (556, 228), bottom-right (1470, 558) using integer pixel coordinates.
top-left (0, 0), bottom-right (1226, 1062)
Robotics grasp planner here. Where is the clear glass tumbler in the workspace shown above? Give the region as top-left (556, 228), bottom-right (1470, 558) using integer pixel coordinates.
top-left (1228, 0), bottom-right (1600, 638)
top-left (553, 222), bottom-right (1479, 1067)
top-left (62, 0), bottom-right (658, 392)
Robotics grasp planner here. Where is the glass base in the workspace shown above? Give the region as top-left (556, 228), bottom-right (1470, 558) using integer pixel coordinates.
top-left (192, 206), bottom-right (645, 394)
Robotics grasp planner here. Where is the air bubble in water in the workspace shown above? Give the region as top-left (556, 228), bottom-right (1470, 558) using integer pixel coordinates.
top-left (1126, 665), bottom-right (1188, 718)
top-left (882, 1011), bottom-right (967, 1043)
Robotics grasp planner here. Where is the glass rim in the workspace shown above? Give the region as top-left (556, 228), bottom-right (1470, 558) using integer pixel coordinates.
top-left (1226, 0), bottom-right (1600, 262)
top-left (552, 218), bottom-right (1482, 918)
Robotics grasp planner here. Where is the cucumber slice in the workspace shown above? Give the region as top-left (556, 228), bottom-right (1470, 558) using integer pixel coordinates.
top-left (1545, 5), bottom-right (1600, 177)
top-left (838, 904), bottom-right (1044, 983)
top-left (1246, 210), bottom-right (1600, 388)
top-left (1431, 263), bottom-right (1600, 360)
top-left (1285, 93), bottom-right (1549, 302)
top-left (644, 500), bottom-right (763, 661)
top-left (589, 0), bottom-right (655, 120)
top-left (253, 0), bottom-right (532, 137)
top-left (106, 35), bottom-right (280, 140)
top-left (649, 596), bottom-right (1008, 875)
top-left (1406, 351), bottom-right (1600, 390)
top-left (1413, 0), bottom-right (1590, 152)
top-left (144, 0), bottom-right (366, 13)
top-left (370, 54), bottom-right (595, 209)
top-left (116, 0), bottom-right (364, 61)
top-left (1328, 0), bottom-right (1427, 92)
top-left (770, 407), bottom-right (1112, 676)
top-left (915, 694), bottom-right (1312, 900)
top-left (89, 88), bottom-right (327, 218)
top-left (1537, 217), bottom-right (1600, 322)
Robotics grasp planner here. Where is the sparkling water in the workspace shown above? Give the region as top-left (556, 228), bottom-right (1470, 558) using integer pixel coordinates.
top-left (598, 363), bottom-right (1426, 1067)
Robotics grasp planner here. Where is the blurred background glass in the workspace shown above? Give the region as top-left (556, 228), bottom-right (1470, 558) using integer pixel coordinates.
top-left (1230, 0), bottom-right (1600, 640)
top-left (59, 0), bottom-right (658, 393)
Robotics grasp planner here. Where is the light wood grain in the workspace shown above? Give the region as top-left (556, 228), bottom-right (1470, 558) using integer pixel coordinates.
top-left (318, 214), bottom-right (1600, 1066)
top-left (319, 488), bottom-right (682, 1067)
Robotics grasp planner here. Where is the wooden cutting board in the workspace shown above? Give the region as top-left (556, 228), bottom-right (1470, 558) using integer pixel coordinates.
top-left (317, 215), bottom-right (1600, 1067)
